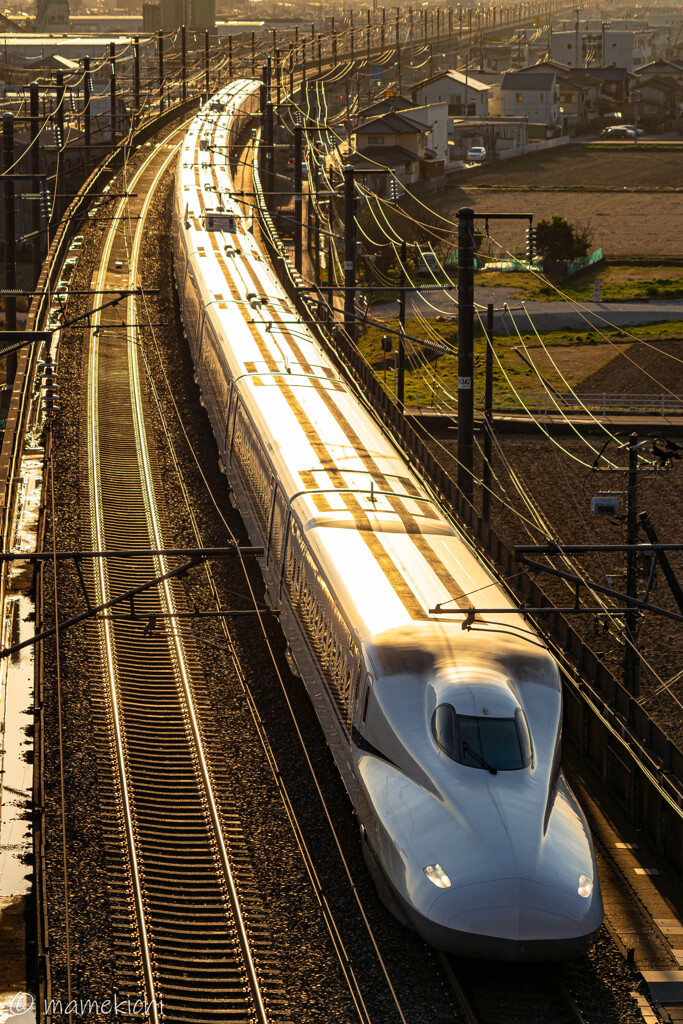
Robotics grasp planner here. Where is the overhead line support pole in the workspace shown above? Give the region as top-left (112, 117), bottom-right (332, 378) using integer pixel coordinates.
top-left (457, 206), bottom-right (475, 506)
top-left (55, 70), bottom-right (65, 222)
top-left (180, 25), bottom-right (187, 103)
top-left (625, 431), bottom-right (641, 697)
top-left (397, 239), bottom-right (406, 406)
top-left (264, 102), bottom-right (274, 215)
top-left (482, 302), bottom-right (494, 525)
top-left (29, 82), bottom-right (42, 281)
top-left (133, 37), bottom-right (140, 113)
top-left (158, 29), bottom-right (164, 114)
top-left (82, 57), bottom-right (91, 160)
top-left (204, 30), bottom-right (210, 99)
top-left (3, 112), bottom-right (16, 399)
top-left (343, 164), bottom-right (356, 342)
top-left (639, 512), bottom-right (683, 615)
top-left (293, 123), bottom-right (303, 274)
top-left (109, 42), bottom-right (116, 142)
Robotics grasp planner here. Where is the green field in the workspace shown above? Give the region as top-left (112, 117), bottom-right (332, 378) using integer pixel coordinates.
top-left (360, 318), bottom-right (683, 407)
top-left (479, 264), bottom-right (683, 303)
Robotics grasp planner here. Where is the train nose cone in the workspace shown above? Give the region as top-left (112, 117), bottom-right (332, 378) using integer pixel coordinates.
top-left (449, 879), bottom-right (581, 933)
top-left (415, 878), bottom-right (601, 960)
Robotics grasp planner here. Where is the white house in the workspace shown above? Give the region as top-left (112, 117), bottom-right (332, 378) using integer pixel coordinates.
top-left (411, 69), bottom-right (490, 117)
top-left (399, 102), bottom-right (449, 162)
top-left (500, 71), bottom-right (560, 126)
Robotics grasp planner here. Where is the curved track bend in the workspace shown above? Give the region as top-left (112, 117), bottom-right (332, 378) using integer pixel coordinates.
top-left (82, 121), bottom-right (287, 1023)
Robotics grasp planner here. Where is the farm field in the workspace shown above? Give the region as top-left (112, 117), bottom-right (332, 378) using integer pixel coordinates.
top-left (446, 144), bottom-right (683, 189)
top-left (430, 146), bottom-right (683, 258)
top-left (441, 189), bottom-right (683, 258)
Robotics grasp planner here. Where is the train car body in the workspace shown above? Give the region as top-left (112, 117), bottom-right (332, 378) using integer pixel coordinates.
top-left (172, 81), bottom-right (603, 960)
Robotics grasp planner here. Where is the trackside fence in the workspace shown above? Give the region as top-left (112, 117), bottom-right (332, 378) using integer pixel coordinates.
top-left (253, 133), bottom-right (683, 875)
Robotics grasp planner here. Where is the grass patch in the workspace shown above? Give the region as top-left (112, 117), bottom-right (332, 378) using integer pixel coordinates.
top-left (478, 264), bottom-right (683, 303)
top-left (360, 317), bottom-right (683, 407)
top-left (584, 142), bottom-right (683, 151)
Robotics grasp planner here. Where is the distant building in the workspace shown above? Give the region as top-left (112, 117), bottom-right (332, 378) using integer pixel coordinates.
top-left (142, 4), bottom-right (160, 33)
top-left (192, 0), bottom-right (214, 30)
top-left (587, 66), bottom-right (636, 105)
top-left (500, 70), bottom-right (560, 126)
top-left (411, 69), bottom-right (490, 117)
top-left (636, 59), bottom-right (683, 80)
top-left (356, 95), bottom-right (416, 121)
top-left (553, 17), bottom-right (669, 70)
top-left (632, 67), bottom-right (683, 123)
top-left (34, 0), bottom-right (69, 32)
top-left (520, 61), bottom-right (603, 124)
top-left (479, 44), bottom-right (529, 72)
top-left (552, 28), bottom-right (636, 71)
top-left (160, 0), bottom-right (182, 31)
top-left (71, 14), bottom-right (143, 32)
top-left (0, 34), bottom-right (154, 86)
top-left (402, 102), bottom-right (449, 162)
top-left (350, 109), bottom-right (442, 195)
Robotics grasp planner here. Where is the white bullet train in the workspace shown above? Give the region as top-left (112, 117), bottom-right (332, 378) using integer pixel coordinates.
top-left (172, 80), bottom-right (603, 960)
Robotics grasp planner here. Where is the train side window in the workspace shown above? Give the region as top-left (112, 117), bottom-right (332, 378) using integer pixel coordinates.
top-left (432, 704), bottom-right (457, 758)
top-left (354, 664), bottom-right (362, 700)
top-left (515, 708), bottom-right (534, 768)
top-left (361, 674), bottom-right (373, 723)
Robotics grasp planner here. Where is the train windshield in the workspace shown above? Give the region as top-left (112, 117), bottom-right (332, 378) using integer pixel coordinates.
top-left (432, 705), bottom-right (532, 772)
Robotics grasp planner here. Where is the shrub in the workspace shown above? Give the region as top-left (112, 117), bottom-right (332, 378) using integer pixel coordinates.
top-left (536, 216), bottom-right (593, 261)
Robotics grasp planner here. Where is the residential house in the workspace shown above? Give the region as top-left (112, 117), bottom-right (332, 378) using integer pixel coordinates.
top-left (479, 44), bottom-right (528, 72)
top-left (563, 68), bottom-right (605, 109)
top-left (355, 96), bottom-right (417, 121)
top-left (587, 65), bottom-right (636, 105)
top-left (635, 59), bottom-right (683, 81)
top-left (631, 74), bottom-right (683, 124)
top-left (351, 110), bottom-right (441, 195)
top-left (519, 60), bottom-right (601, 123)
top-left (400, 103), bottom-right (449, 163)
top-left (499, 71), bottom-right (560, 126)
top-left (411, 69), bottom-right (490, 117)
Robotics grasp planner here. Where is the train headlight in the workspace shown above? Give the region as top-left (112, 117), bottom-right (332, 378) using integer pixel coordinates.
top-left (424, 864), bottom-right (451, 889)
top-left (578, 874), bottom-right (593, 898)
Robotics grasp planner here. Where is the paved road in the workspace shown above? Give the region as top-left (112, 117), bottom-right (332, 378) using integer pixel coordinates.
top-left (371, 287), bottom-right (683, 333)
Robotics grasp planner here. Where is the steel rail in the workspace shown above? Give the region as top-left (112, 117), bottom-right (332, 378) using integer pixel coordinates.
top-left (87, 131), bottom-right (171, 1024)
top-left (439, 954), bottom-right (588, 1024)
top-left (126, 140), bottom-right (270, 1023)
top-left (85, 117), bottom-right (270, 1022)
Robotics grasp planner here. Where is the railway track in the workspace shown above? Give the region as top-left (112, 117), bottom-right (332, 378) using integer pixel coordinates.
top-left (81, 121), bottom-right (288, 1022)
top-left (441, 956), bottom-right (586, 1024)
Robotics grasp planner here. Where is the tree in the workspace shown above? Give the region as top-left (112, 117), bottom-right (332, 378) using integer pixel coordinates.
top-left (535, 216), bottom-right (593, 261)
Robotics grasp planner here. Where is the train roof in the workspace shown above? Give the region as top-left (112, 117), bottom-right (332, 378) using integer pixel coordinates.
top-left (176, 83), bottom-right (546, 663)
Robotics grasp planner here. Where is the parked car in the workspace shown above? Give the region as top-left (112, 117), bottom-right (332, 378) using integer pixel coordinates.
top-left (600, 126), bottom-right (636, 138)
top-left (621, 124), bottom-right (645, 136)
top-left (467, 145), bottom-right (487, 162)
